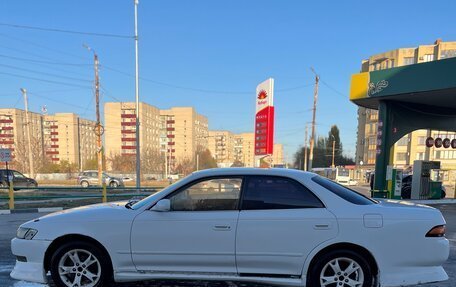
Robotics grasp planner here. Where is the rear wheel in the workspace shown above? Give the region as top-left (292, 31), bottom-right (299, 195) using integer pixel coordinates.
top-left (308, 249), bottom-right (373, 287)
top-left (50, 241), bottom-right (111, 287)
top-left (109, 181), bottom-right (119, 188)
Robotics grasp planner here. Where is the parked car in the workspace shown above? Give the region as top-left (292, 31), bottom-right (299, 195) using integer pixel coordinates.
top-left (0, 169), bottom-right (37, 189)
top-left (401, 175), bottom-right (446, 199)
top-left (11, 168), bottom-right (449, 287)
top-left (77, 170), bottom-right (124, 188)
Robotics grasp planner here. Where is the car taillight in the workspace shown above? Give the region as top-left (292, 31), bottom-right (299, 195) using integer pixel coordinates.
top-left (426, 225), bottom-right (446, 237)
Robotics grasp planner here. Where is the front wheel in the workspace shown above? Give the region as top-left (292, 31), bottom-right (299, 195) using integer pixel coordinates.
top-left (50, 241), bottom-right (111, 287)
top-left (81, 181), bottom-right (89, 188)
top-left (308, 250), bottom-right (373, 287)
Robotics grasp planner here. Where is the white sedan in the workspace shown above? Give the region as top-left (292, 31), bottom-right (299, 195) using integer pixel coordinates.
top-left (11, 168), bottom-right (449, 287)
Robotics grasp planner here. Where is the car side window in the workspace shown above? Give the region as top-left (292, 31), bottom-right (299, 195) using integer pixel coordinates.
top-left (12, 171), bottom-right (25, 178)
top-left (242, 176), bottom-right (324, 210)
top-left (168, 178), bottom-right (242, 211)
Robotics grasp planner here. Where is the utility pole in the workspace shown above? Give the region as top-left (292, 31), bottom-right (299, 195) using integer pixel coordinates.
top-left (21, 88), bottom-right (34, 178)
top-left (134, 0), bottom-right (141, 190)
top-left (304, 124), bottom-right (308, 171)
top-left (196, 153), bottom-right (200, 171)
top-left (331, 135), bottom-right (336, 168)
top-left (308, 68), bottom-right (319, 170)
top-left (84, 45), bottom-right (103, 186)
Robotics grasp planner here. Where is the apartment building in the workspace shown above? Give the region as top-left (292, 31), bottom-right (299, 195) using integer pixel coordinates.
top-left (272, 143), bottom-right (284, 166)
top-left (159, 107), bottom-right (208, 172)
top-left (43, 113), bottom-right (97, 167)
top-left (356, 39), bottom-right (456, 170)
top-left (0, 109), bottom-right (97, 170)
top-left (208, 130), bottom-right (235, 167)
top-left (104, 102), bottom-right (162, 160)
top-left (234, 133), bottom-right (255, 167)
top-left (0, 108), bottom-right (44, 166)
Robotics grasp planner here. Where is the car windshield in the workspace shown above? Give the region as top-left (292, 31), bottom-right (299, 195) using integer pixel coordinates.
top-left (312, 176), bottom-right (377, 205)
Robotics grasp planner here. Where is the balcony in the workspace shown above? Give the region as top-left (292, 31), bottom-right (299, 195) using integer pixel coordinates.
top-left (46, 151), bottom-right (59, 155)
top-left (0, 119), bottom-right (13, 123)
top-left (122, 138), bottom-right (136, 142)
top-left (121, 129), bottom-right (135, 134)
top-left (121, 146), bottom-right (136, 149)
top-left (50, 125), bottom-right (58, 129)
top-left (121, 114), bottom-right (136, 118)
top-left (167, 134), bottom-right (175, 138)
top-left (0, 141), bottom-right (14, 145)
top-left (1, 126), bottom-right (13, 130)
top-left (50, 132), bottom-right (58, 135)
top-left (0, 134), bottom-right (13, 138)
top-left (121, 122), bottom-right (136, 126)
top-left (166, 127), bottom-right (175, 131)
top-left (166, 120), bottom-right (175, 124)
top-left (168, 142), bottom-right (175, 146)
top-left (50, 138), bottom-right (59, 142)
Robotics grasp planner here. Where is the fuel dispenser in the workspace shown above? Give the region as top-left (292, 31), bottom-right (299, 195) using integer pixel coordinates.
top-left (411, 160), bottom-right (443, 199)
top-left (386, 166), bottom-right (403, 199)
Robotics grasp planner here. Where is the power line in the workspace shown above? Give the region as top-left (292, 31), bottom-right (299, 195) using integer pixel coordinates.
top-left (0, 63), bottom-right (90, 83)
top-left (0, 71), bottom-right (92, 89)
top-left (0, 53), bottom-right (90, 66)
top-left (0, 23), bottom-right (133, 39)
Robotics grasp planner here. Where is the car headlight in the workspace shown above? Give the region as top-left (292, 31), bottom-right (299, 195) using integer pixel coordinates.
top-left (16, 227), bottom-right (38, 240)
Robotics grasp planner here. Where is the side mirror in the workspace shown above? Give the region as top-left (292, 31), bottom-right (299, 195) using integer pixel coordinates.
top-left (151, 199), bottom-right (171, 212)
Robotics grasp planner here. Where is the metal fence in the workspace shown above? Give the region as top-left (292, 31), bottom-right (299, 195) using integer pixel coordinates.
top-left (0, 186), bottom-right (163, 210)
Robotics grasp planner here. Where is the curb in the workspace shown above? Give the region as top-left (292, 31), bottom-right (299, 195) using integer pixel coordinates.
top-left (407, 199), bottom-right (456, 205)
top-left (0, 207), bottom-right (63, 215)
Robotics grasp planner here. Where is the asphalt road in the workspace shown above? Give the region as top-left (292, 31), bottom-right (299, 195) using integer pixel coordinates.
top-left (0, 204), bottom-right (455, 287)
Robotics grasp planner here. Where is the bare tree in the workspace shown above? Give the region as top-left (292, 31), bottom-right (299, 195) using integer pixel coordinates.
top-left (142, 148), bottom-right (164, 174)
top-left (12, 135), bottom-right (46, 175)
top-left (108, 152), bottom-right (136, 173)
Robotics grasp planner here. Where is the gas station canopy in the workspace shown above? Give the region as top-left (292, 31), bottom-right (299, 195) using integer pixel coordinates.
top-left (349, 57), bottom-right (456, 195)
top-left (350, 57), bottom-right (456, 110)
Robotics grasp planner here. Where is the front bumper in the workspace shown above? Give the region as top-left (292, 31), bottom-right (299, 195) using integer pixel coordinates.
top-left (10, 237), bottom-right (51, 284)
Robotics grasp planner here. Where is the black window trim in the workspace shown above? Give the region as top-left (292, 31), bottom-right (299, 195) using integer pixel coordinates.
top-left (149, 175), bottom-right (246, 212)
top-left (239, 175), bottom-right (326, 211)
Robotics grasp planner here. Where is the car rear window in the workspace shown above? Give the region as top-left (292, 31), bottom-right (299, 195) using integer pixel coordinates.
top-left (312, 176), bottom-right (376, 205)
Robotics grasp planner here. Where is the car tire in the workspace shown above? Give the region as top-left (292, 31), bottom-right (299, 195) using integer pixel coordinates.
top-left (308, 249), bottom-right (374, 287)
top-left (81, 181), bottom-right (89, 188)
top-left (109, 181), bottom-right (119, 188)
top-left (401, 186), bottom-right (411, 199)
top-left (50, 241), bottom-right (112, 287)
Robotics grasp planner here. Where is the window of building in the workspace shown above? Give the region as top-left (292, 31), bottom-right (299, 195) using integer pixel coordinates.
top-left (434, 151), bottom-right (441, 159)
top-left (242, 176), bottom-right (323, 210)
top-left (403, 57), bottom-right (415, 65)
top-left (396, 136), bottom-right (409, 146)
top-left (168, 177), bottom-right (242, 211)
top-left (396, 152), bottom-right (407, 161)
top-left (417, 136), bottom-right (426, 145)
top-left (423, 54), bottom-right (434, 62)
top-left (416, 152), bottom-right (425, 160)
top-left (440, 49), bottom-right (456, 59)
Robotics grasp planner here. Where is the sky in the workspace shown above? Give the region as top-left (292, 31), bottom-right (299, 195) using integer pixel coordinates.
top-left (0, 0), bottom-right (455, 162)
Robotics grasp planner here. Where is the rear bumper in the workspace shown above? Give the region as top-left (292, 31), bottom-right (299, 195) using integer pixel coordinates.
top-left (380, 266), bottom-right (448, 287)
top-left (379, 237), bottom-right (450, 286)
top-left (10, 238), bottom-right (51, 284)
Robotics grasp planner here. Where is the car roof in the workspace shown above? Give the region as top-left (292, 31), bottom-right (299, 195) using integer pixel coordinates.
top-left (190, 168), bottom-right (315, 180)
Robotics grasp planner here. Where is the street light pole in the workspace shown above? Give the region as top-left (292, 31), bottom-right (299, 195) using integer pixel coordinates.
top-left (21, 88), bottom-right (34, 178)
top-left (134, 0), bottom-right (141, 190)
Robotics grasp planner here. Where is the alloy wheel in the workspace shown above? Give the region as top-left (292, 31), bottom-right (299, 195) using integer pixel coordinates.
top-left (57, 249), bottom-right (101, 287)
top-left (319, 257), bottom-right (364, 287)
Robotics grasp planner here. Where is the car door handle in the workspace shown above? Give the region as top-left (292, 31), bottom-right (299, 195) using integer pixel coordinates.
top-left (314, 224), bottom-right (331, 230)
top-left (213, 225), bottom-right (231, 231)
